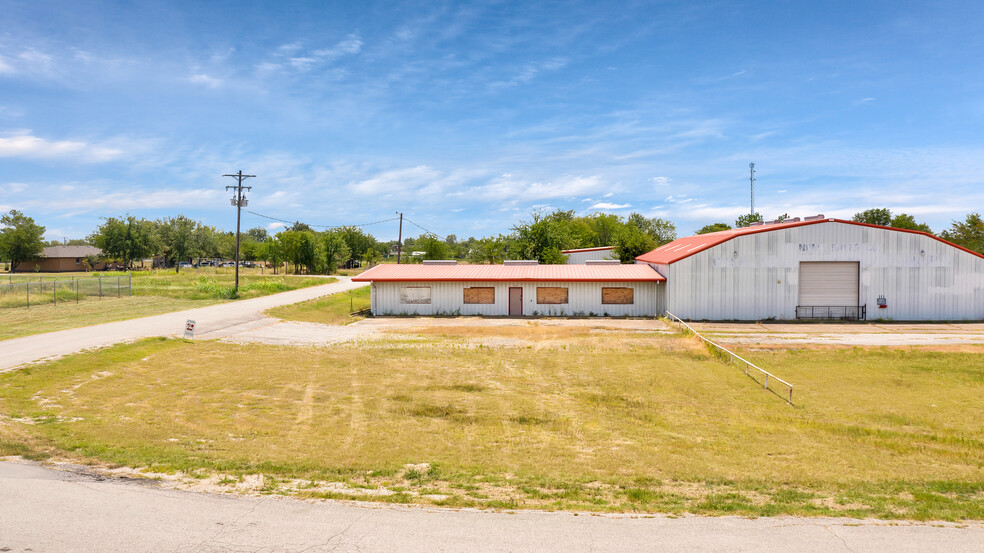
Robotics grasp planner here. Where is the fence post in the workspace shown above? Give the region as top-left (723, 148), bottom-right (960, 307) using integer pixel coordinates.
top-left (764, 374), bottom-right (769, 389)
top-left (76, 279), bottom-right (79, 303)
top-left (129, 272), bottom-right (132, 296)
top-left (99, 274), bottom-right (102, 299)
top-left (117, 276), bottom-right (120, 298)
top-left (26, 282), bottom-right (29, 308)
top-left (53, 280), bottom-right (56, 305)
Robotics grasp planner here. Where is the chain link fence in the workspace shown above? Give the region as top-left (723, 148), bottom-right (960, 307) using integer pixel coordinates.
top-left (0, 274), bottom-right (132, 308)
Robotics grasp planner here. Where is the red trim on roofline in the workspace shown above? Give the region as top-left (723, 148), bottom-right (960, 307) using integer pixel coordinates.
top-left (353, 277), bottom-right (663, 282)
top-left (634, 218), bottom-right (984, 265)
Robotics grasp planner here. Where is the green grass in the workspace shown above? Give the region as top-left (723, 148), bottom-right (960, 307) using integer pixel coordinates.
top-left (0, 296), bottom-right (219, 341)
top-left (0, 269), bottom-right (334, 340)
top-left (1, 332), bottom-right (981, 519)
top-left (266, 286), bottom-right (369, 325)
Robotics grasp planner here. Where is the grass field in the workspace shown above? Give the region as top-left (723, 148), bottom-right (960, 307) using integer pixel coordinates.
top-left (266, 286), bottom-right (370, 325)
top-left (0, 269), bottom-right (333, 340)
top-left (1, 328), bottom-right (981, 520)
top-left (0, 296), bottom-right (219, 341)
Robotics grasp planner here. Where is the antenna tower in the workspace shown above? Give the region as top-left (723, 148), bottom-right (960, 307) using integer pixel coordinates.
top-left (749, 162), bottom-right (756, 214)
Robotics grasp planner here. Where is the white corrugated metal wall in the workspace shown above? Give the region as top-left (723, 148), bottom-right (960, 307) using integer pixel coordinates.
top-left (370, 280), bottom-right (662, 316)
top-left (661, 222), bottom-right (984, 320)
top-left (564, 248), bottom-right (616, 264)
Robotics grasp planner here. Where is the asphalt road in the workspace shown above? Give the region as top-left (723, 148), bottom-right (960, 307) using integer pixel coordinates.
top-left (0, 460), bottom-right (980, 553)
top-left (0, 277), bottom-right (368, 373)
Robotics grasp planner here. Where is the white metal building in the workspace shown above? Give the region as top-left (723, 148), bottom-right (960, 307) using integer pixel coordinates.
top-left (563, 246), bottom-right (616, 264)
top-left (635, 218), bottom-right (984, 321)
top-left (352, 261), bottom-right (665, 316)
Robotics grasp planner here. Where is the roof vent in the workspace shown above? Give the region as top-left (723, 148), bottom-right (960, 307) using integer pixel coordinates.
top-left (585, 259), bottom-right (621, 265)
top-left (422, 260), bottom-right (458, 265)
top-left (804, 214), bottom-right (825, 221)
top-left (787, 217), bottom-right (801, 222)
top-left (749, 221), bottom-right (764, 226)
top-left (504, 260), bottom-right (539, 266)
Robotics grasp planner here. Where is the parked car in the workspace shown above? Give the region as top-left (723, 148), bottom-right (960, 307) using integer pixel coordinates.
top-left (178, 262), bottom-right (193, 269)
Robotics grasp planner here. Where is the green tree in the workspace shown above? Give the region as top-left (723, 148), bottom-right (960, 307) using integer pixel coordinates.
top-left (0, 210), bottom-right (46, 272)
top-left (627, 213), bottom-right (676, 245)
top-left (246, 227), bottom-right (270, 242)
top-left (613, 227), bottom-right (657, 263)
top-left (277, 231), bottom-right (304, 274)
top-left (941, 213), bottom-right (984, 254)
top-left (889, 213), bottom-right (933, 233)
top-left (735, 213), bottom-right (763, 228)
top-left (696, 223), bottom-right (732, 234)
top-left (417, 234), bottom-right (451, 260)
top-left (322, 231), bottom-right (351, 273)
top-left (469, 237), bottom-right (507, 264)
top-left (363, 247), bottom-right (382, 267)
top-left (264, 239), bottom-right (284, 274)
top-left (156, 215), bottom-right (197, 272)
top-left (852, 208), bottom-right (892, 226)
top-left (88, 215), bottom-right (156, 270)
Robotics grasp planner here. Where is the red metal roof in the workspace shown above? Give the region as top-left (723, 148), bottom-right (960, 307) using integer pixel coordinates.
top-left (352, 263), bottom-right (665, 282)
top-left (635, 218), bottom-right (984, 265)
top-left (561, 246), bottom-right (615, 253)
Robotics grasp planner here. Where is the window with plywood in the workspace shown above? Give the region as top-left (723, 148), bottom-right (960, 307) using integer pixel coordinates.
top-left (536, 287), bottom-right (569, 304)
top-left (463, 287), bottom-right (495, 304)
top-left (601, 287), bottom-right (634, 304)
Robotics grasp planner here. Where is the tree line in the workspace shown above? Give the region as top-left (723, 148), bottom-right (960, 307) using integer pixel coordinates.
top-left (3, 207), bottom-right (983, 273)
top-left (691, 208), bottom-right (984, 254)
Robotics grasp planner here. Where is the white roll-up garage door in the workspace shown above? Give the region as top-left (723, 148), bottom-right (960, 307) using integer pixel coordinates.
top-left (798, 262), bottom-right (859, 306)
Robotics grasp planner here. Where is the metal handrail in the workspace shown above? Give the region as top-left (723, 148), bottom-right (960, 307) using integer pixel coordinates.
top-left (664, 311), bottom-right (794, 405)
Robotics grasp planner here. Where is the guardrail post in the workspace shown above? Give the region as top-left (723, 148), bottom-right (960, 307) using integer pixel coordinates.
top-left (764, 374), bottom-right (769, 389)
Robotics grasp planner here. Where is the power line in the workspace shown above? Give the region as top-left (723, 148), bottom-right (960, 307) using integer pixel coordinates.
top-left (403, 217), bottom-right (443, 239)
top-left (243, 209), bottom-right (399, 230)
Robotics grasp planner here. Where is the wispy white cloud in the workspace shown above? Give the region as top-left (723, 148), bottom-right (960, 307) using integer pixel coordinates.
top-left (589, 202), bottom-right (631, 210)
top-left (491, 57), bottom-right (568, 88)
top-left (0, 55), bottom-right (13, 74)
top-left (189, 73), bottom-right (222, 88)
top-left (312, 34), bottom-right (363, 59)
top-left (0, 131), bottom-right (123, 162)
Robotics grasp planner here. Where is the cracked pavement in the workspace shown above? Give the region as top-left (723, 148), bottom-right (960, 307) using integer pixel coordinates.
top-left (1, 461), bottom-right (981, 552)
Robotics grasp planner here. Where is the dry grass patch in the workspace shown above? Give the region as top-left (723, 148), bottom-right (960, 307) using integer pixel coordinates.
top-left (0, 335), bottom-right (982, 519)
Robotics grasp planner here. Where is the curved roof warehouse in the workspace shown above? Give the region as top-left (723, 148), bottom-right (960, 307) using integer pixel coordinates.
top-left (353, 218), bottom-right (984, 321)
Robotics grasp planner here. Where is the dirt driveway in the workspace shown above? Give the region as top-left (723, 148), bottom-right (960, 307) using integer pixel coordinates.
top-left (219, 315), bottom-right (984, 347)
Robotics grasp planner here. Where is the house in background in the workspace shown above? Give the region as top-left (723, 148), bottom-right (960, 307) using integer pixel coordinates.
top-left (14, 245), bottom-right (107, 273)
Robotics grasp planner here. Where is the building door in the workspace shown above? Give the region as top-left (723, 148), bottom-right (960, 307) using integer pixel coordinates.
top-left (508, 287), bottom-right (523, 316)
top-left (798, 262), bottom-right (861, 318)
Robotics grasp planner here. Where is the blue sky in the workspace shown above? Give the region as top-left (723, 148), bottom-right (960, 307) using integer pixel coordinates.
top-left (2, 0), bottom-right (983, 242)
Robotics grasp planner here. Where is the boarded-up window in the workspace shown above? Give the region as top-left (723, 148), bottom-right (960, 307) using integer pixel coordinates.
top-left (536, 287), bottom-right (569, 304)
top-left (602, 287), bottom-right (634, 304)
top-left (463, 287), bottom-right (495, 304)
top-left (400, 286), bottom-right (432, 304)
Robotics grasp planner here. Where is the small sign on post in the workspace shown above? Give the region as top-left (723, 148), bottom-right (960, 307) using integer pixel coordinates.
top-left (184, 320), bottom-right (196, 339)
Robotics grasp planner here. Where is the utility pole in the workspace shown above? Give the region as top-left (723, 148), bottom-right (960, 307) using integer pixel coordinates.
top-left (223, 170), bottom-right (255, 293)
top-left (396, 212), bottom-right (403, 264)
top-left (749, 162), bottom-right (756, 215)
